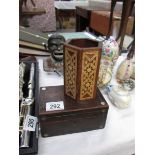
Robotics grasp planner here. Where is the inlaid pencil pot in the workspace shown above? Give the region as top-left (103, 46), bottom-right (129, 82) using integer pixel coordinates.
top-left (64, 38), bottom-right (101, 101)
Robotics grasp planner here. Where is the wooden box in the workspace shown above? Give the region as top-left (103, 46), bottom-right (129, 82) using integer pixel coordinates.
top-left (64, 38), bottom-right (101, 101)
top-left (19, 60), bottom-right (39, 155)
top-left (39, 85), bottom-right (109, 137)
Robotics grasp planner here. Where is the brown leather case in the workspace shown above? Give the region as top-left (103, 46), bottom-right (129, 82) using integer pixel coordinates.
top-left (90, 11), bottom-right (121, 35)
top-left (90, 11), bottom-right (111, 36)
top-left (39, 85), bottom-right (109, 137)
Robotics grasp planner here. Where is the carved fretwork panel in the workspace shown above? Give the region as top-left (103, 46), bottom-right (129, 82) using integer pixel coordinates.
top-left (64, 48), bottom-right (77, 99)
top-left (80, 51), bottom-right (99, 100)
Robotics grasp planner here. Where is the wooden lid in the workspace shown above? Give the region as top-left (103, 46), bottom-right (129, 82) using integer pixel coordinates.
top-left (39, 85), bottom-right (108, 117)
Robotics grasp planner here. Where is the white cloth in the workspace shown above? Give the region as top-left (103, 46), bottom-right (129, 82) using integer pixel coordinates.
top-left (36, 55), bottom-right (135, 155)
top-left (54, 1), bottom-right (89, 10)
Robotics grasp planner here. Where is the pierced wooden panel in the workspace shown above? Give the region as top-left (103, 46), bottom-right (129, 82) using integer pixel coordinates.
top-left (65, 47), bottom-right (77, 99)
top-left (80, 51), bottom-right (99, 100)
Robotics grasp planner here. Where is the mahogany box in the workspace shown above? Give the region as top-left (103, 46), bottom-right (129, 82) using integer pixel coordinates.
top-left (19, 60), bottom-right (39, 155)
top-left (39, 85), bottom-right (109, 137)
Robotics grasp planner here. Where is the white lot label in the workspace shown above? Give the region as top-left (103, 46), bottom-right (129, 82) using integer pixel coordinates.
top-left (46, 101), bottom-right (64, 111)
top-left (23, 115), bottom-right (38, 131)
